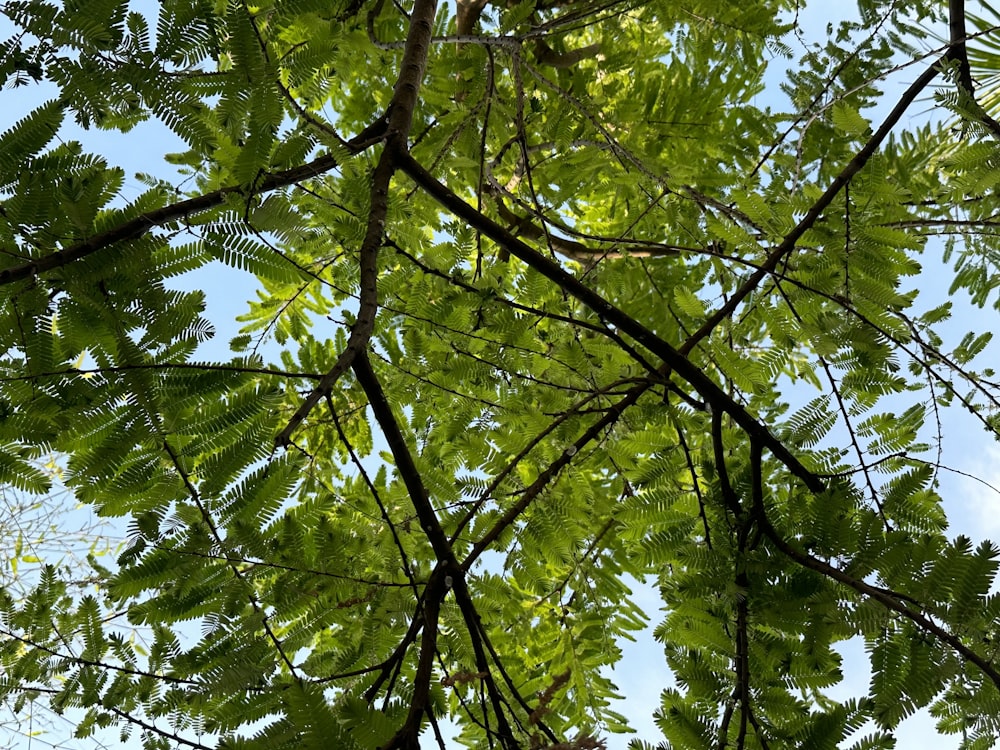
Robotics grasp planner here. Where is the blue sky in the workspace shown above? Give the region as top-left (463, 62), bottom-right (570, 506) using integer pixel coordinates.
top-left (2, 2), bottom-right (1000, 749)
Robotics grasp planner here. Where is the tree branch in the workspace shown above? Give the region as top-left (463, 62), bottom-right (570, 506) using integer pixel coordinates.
top-left (680, 57), bottom-right (942, 355)
top-left (352, 351), bottom-right (458, 565)
top-left (274, 0), bottom-right (439, 446)
top-left (462, 384), bottom-right (644, 569)
top-left (354, 350), bottom-right (518, 747)
top-left (379, 568), bottom-right (445, 750)
top-left (945, 0), bottom-right (1000, 137)
top-left (0, 143), bottom-right (371, 288)
top-left (273, 148), bottom-right (393, 448)
top-left (491, 193), bottom-right (678, 265)
top-left (398, 151), bottom-right (826, 496)
top-left (759, 515), bottom-right (1000, 690)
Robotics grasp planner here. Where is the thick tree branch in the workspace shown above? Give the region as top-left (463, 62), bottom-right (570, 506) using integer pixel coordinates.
top-left (275, 0), bottom-right (439, 446)
top-left (533, 38), bottom-right (601, 68)
top-left (945, 0), bottom-right (1000, 137)
top-left (352, 352), bottom-right (458, 565)
top-left (398, 151), bottom-right (826, 496)
top-left (456, 0), bottom-right (488, 35)
top-left (353, 351), bottom-right (518, 747)
top-left (450, 576), bottom-right (521, 748)
top-left (947, 0), bottom-right (977, 94)
top-left (379, 568), bottom-right (445, 750)
top-left (274, 149), bottom-right (393, 447)
top-left (400, 145), bottom-right (1000, 713)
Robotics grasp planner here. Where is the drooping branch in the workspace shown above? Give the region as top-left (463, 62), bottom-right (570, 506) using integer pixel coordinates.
top-left (0, 361), bottom-right (323, 384)
top-left (105, 706), bottom-right (215, 750)
top-left (362, 605), bottom-right (429, 700)
top-left (745, 430), bottom-right (960, 657)
top-left (0, 626), bottom-right (199, 687)
top-left (711, 408), bottom-right (742, 517)
top-left (675, 426), bottom-right (712, 550)
top-left (770, 280), bottom-right (891, 528)
top-left (750, 264), bottom-right (1000, 433)
top-left (327, 398), bottom-right (420, 595)
top-left (160, 439), bottom-right (302, 679)
top-left (757, 503), bottom-right (1000, 690)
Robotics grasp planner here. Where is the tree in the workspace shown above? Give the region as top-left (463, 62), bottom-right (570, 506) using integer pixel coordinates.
top-left (2, 0), bottom-right (1000, 747)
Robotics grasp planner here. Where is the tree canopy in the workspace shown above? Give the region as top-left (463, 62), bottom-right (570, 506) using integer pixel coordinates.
top-left (3, 0), bottom-right (1000, 747)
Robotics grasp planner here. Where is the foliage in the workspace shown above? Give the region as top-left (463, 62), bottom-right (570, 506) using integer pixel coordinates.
top-left (4, 0), bottom-right (1000, 748)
